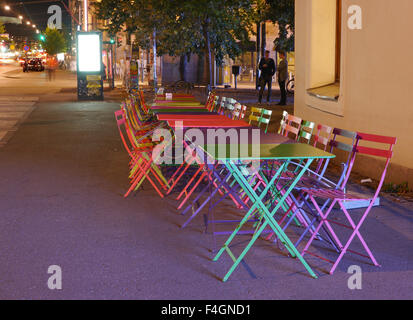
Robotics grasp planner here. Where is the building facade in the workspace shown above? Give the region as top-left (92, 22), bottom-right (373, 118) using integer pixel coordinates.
top-left (295, 0), bottom-right (413, 186)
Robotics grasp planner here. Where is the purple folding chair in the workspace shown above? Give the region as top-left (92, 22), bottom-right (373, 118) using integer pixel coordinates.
top-left (300, 132), bottom-right (397, 274)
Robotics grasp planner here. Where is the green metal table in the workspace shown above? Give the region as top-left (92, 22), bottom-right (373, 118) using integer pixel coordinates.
top-left (202, 143), bottom-right (335, 281)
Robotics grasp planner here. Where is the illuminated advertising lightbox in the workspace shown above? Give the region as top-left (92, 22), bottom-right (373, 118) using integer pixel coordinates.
top-left (76, 32), bottom-right (103, 101)
top-left (77, 32), bottom-right (102, 73)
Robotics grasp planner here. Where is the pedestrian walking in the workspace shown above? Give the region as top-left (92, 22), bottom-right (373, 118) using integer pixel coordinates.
top-left (277, 51), bottom-right (289, 106)
top-left (258, 50), bottom-right (276, 104)
top-left (46, 56), bottom-right (58, 82)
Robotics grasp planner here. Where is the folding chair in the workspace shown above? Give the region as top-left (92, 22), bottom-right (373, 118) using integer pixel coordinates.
top-left (301, 132), bottom-right (397, 274)
top-left (239, 105), bottom-right (248, 120)
top-left (232, 103), bottom-right (242, 120)
top-left (217, 97), bottom-right (227, 115)
top-left (278, 111), bottom-right (289, 134)
top-left (114, 109), bottom-right (168, 198)
top-left (282, 114), bottom-right (302, 141)
top-left (206, 93), bottom-right (217, 112)
top-left (298, 120), bottom-right (316, 144)
top-left (248, 107), bottom-right (263, 127)
top-left (137, 90), bottom-right (150, 114)
top-left (225, 98), bottom-right (237, 118)
top-left (259, 109), bottom-right (273, 134)
top-left (267, 127), bottom-right (358, 245)
top-left (312, 124), bottom-right (333, 173)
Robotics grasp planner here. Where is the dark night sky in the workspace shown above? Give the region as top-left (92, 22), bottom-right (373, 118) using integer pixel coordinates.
top-left (0, 0), bottom-right (71, 40)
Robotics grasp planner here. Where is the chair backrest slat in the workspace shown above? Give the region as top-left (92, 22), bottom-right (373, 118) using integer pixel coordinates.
top-left (283, 114), bottom-right (302, 140)
top-left (355, 146), bottom-right (393, 159)
top-left (249, 107), bottom-right (263, 126)
top-left (299, 120), bottom-right (315, 144)
top-left (278, 111), bottom-right (289, 134)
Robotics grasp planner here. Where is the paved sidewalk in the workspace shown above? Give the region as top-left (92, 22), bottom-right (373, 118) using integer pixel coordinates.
top-left (0, 91), bottom-right (412, 300)
top-left (0, 97), bottom-right (39, 146)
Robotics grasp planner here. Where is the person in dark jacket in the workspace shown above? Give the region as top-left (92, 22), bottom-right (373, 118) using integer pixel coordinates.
top-left (258, 50), bottom-right (276, 103)
top-left (277, 51), bottom-right (289, 106)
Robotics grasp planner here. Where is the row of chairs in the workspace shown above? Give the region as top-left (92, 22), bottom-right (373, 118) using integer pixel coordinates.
top-left (114, 93), bottom-right (171, 199)
top-left (262, 110), bottom-right (398, 274)
top-left (206, 93), bottom-right (274, 134)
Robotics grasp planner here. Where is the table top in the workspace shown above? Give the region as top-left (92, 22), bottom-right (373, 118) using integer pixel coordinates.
top-left (157, 114), bottom-right (231, 121)
top-left (150, 105), bottom-right (205, 110)
top-left (151, 108), bottom-right (210, 114)
top-left (150, 102), bottom-right (202, 107)
top-left (202, 143), bottom-right (335, 161)
top-left (167, 119), bottom-right (251, 128)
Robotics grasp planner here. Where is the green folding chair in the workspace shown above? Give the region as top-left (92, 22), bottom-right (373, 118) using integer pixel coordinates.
top-left (259, 109), bottom-right (273, 133)
top-left (298, 120), bottom-right (316, 144)
top-left (248, 107), bottom-right (263, 127)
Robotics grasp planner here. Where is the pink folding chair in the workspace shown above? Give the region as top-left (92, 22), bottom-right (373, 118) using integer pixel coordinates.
top-left (301, 132), bottom-right (397, 274)
top-left (283, 114), bottom-right (302, 141)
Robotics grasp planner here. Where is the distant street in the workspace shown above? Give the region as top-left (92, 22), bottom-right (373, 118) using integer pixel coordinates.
top-left (0, 59), bottom-right (77, 146)
top-left (0, 58), bottom-right (77, 96)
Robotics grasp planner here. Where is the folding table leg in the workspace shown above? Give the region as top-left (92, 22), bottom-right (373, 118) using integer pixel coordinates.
top-left (213, 159), bottom-right (318, 281)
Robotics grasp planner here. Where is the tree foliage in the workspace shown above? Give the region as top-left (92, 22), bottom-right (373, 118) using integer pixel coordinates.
top-left (42, 27), bottom-right (67, 55)
top-left (265, 0), bottom-right (295, 52)
top-left (94, 0), bottom-right (255, 84)
top-left (95, 0), bottom-right (254, 62)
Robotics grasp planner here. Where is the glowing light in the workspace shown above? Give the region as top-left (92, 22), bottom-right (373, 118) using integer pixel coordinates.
top-left (77, 33), bottom-right (101, 72)
top-left (4, 5), bottom-right (10, 11)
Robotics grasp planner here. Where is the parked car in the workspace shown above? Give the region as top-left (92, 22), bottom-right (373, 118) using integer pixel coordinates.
top-left (26, 58), bottom-right (45, 72)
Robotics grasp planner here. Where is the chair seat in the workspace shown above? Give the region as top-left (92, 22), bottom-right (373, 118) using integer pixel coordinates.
top-left (303, 188), bottom-right (372, 201)
top-left (295, 175), bottom-right (335, 190)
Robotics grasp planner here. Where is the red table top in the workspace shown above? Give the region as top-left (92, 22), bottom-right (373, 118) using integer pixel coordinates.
top-left (167, 119), bottom-right (251, 128)
top-left (157, 114), bottom-right (229, 121)
top-left (154, 100), bottom-right (198, 103)
top-left (151, 105), bottom-right (206, 109)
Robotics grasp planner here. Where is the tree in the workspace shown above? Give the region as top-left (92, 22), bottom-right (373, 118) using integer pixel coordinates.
top-left (265, 0), bottom-right (295, 52)
top-left (42, 27), bottom-right (67, 56)
top-left (0, 22), bottom-right (7, 42)
top-left (94, 0), bottom-right (255, 86)
top-left (94, 0), bottom-right (173, 87)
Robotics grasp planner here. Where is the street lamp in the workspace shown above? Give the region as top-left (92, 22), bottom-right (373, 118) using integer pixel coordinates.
top-left (83, 0), bottom-right (88, 31)
top-left (4, 5), bottom-right (10, 11)
top-left (26, 21), bottom-right (31, 25)
top-left (32, 25), bottom-right (36, 28)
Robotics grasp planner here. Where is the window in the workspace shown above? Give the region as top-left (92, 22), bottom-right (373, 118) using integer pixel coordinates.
top-left (307, 0), bottom-right (342, 101)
